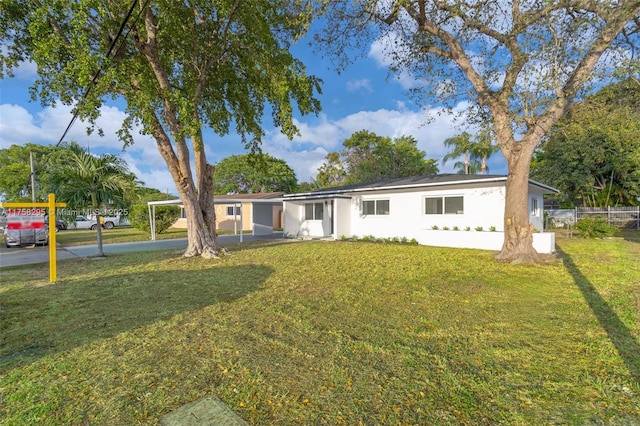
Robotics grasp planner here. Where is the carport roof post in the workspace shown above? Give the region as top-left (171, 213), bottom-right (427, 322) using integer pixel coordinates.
top-left (146, 199), bottom-right (183, 241)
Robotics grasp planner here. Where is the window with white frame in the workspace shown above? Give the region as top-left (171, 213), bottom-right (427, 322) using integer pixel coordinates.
top-left (362, 199), bottom-right (390, 215)
top-left (226, 205), bottom-right (241, 216)
top-left (304, 202), bottom-right (323, 220)
top-left (530, 197), bottom-right (540, 217)
top-left (424, 196), bottom-right (464, 215)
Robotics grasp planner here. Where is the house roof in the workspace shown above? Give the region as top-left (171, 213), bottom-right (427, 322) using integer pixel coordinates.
top-left (284, 174), bottom-right (558, 200)
top-left (147, 192), bottom-right (284, 207)
top-left (214, 192), bottom-right (284, 201)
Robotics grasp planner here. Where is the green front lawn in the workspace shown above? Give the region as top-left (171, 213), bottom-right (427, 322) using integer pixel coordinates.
top-left (1, 234), bottom-right (638, 424)
top-left (54, 226), bottom-right (245, 246)
top-left (54, 226), bottom-right (188, 246)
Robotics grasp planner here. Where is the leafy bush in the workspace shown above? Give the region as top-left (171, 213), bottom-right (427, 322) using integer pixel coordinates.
top-left (575, 216), bottom-right (616, 239)
top-left (340, 235), bottom-right (418, 246)
top-left (489, 226), bottom-right (496, 232)
top-left (452, 226), bottom-right (459, 231)
top-left (128, 204), bottom-right (180, 235)
top-left (475, 226), bottom-right (484, 231)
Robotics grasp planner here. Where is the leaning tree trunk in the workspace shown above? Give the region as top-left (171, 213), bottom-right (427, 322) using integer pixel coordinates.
top-left (496, 144), bottom-right (539, 263)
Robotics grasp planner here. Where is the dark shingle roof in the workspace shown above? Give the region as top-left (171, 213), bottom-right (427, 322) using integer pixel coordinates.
top-left (284, 174), bottom-right (557, 200)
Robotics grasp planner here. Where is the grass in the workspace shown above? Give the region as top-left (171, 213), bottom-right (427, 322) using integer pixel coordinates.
top-left (53, 226), bottom-right (245, 246)
top-left (53, 227), bottom-right (188, 246)
top-left (1, 233), bottom-right (639, 424)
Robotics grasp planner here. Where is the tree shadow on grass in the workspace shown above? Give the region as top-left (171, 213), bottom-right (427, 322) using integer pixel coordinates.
top-left (557, 247), bottom-right (640, 383)
top-left (618, 229), bottom-right (640, 244)
top-left (0, 263), bottom-right (273, 373)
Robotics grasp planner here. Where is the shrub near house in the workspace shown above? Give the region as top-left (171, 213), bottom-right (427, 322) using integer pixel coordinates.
top-left (129, 204), bottom-right (180, 234)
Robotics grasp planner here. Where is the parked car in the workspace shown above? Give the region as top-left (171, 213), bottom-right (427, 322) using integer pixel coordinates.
top-left (44, 215), bottom-right (67, 232)
top-left (55, 219), bottom-right (67, 231)
top-left (71, 215), bottom-right (99, 230)
top-left (4, 215), bottom-right (49, 247)
top-left (70, 215), bottom-right (119, 230)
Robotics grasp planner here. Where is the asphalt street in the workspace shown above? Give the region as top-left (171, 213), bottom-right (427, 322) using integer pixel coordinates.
top-left (0, 232), bottom-right (285, 268)
top-left (0, 244), bottom-right (78, 268)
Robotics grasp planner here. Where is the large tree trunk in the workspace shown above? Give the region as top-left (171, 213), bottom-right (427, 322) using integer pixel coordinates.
top-left (134, 14), bottom-right (221, 259)
top-left (147, 114), bottom-right (221, 259)
top-left (180, 186), bottom-right (220, 258)
top-left (496, 142), bottom-right (539, 263)
top-left (193, 130), bottom-right (218, 244)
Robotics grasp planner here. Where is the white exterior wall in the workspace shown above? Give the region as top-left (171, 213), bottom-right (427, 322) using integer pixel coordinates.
top-left (334, 198), bottom-right (352, 238)
top-left (283, 201), bottom-right (329, 238)
top-left (348, 183), bottom-right (506, 240)
top-left (283, 202), bottom-right (302, 237)
top-left (283, 181), bottom-right (556, 253)
top-left (413, 229), bottom-right (555, 253)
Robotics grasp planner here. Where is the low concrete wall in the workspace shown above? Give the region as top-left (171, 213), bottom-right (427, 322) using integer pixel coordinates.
top-left (414, 230), bottom-right (556, 254)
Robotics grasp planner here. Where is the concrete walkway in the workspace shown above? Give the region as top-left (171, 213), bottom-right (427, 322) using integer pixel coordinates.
top-left (65, 232), bottom-right (285, 257)
top-left (0, 232), bottom-right (285, 267)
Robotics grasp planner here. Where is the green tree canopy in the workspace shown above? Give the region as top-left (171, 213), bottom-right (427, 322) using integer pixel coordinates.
top-left (531, 79), bottom-right (640, 207)
top-left (133, 186), bottom-right (178, 204)
top-left (1, 0), bottom-right (321, 258)
top-left (315, 0), bottom-right (640, 262)
top-left (0, 143), bottom-right (60, 202)
top-left (213, 154), bottom-right (298, 194)
top-left (316, 130), bottom-right (439, 187)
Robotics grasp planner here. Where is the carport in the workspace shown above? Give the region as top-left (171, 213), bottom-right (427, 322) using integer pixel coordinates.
top-left (147, 195), bottom-right (283, 241)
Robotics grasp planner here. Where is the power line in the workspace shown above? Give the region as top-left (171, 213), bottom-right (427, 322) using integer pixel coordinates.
top-left (56, 0), bottom-right (142, 146)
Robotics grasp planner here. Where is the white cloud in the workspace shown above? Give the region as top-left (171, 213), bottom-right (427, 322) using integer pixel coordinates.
top-left (1, 97), bottom-right (497, 195)
top-left (368, 33), bottom-right (422, 91)
top-left (0, 102), bottom-right (179, 194)
top-left (0, 54), bottom-right (37, 80)
top-left (14, 60), bottom-right (38, 80)
top-left (261, 103), bottom-right (477, 181)
top-left (0, 104), bottom-right (44, 146)
top-left (346, 79), bottom-right (373, 93)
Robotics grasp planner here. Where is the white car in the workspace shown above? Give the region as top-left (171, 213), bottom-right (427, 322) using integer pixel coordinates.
top-left (71, 215), bottom-right (117, 230)
top-left (72, 215), bottom-right (99, 230)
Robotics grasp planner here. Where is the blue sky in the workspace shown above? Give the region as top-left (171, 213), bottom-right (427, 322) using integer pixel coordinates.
top-left (0, 34), bottom-right (506, 196)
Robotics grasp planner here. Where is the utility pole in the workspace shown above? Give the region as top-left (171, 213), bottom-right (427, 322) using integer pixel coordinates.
top-left (30, 151), bottom-right (36, 202)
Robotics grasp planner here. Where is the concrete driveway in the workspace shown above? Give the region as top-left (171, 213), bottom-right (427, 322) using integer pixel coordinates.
top-left (0, 233), bottom-right (285, 268)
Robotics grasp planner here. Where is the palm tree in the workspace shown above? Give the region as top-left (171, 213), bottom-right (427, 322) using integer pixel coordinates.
top-left (469, 128), bottom-right (499, 175)
top-left (442, 133), bottom-right (473, 174)
top-left (52, 142), bottom-right (134, 256)
top-left (443, 130), bottom-right (499, 175)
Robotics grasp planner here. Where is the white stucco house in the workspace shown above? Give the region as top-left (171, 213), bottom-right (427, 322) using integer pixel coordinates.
top-left (283, 174), bottom-right (558, 254)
